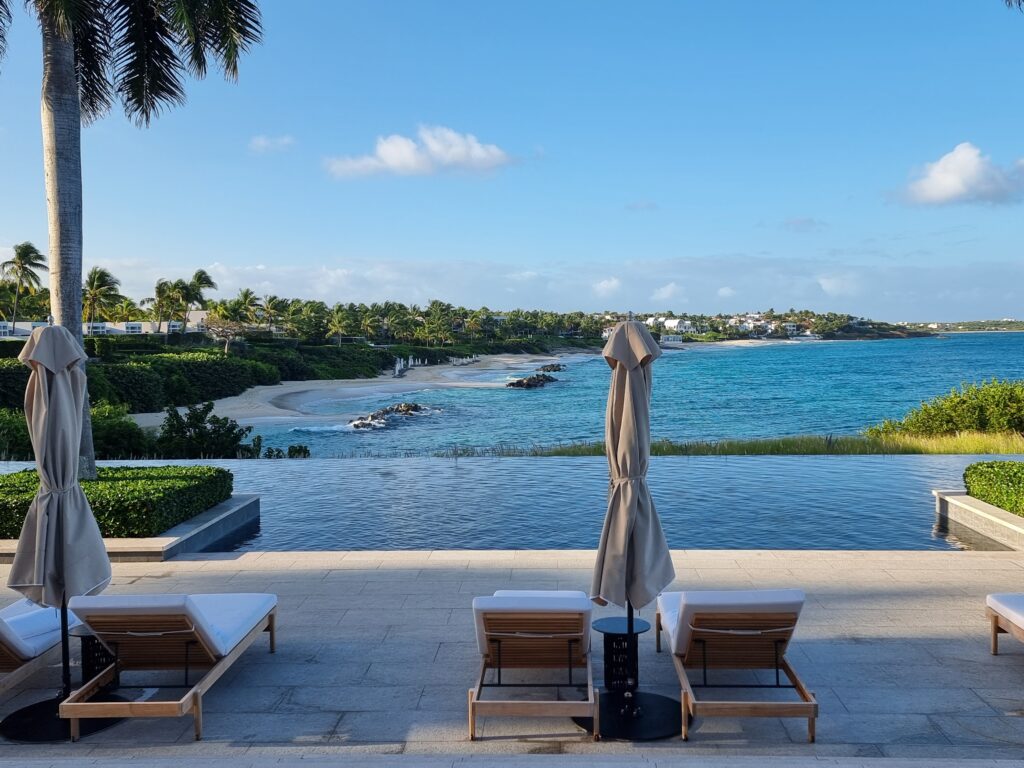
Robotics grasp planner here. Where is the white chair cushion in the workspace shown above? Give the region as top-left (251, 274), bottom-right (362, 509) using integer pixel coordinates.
top-left (69, 593), bottom-right (277, 658)
top-left (472, 590), bottom-right (591, 655)
top-left (657, 589), bottom-right (805, 656)
top-left (988, 594), bottom-right (1024, 629)
top-left (187, 594), bottom-right (277, 657)
top-left (0, 599), bottom-right (80, 661)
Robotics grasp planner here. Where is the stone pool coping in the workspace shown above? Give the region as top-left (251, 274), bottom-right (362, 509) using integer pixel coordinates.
top-left (3, 549), bottom-right (1024, 762)
top-left (934, 489), bottom-right (1024, 551)
top-left (0, 494), bottom-right (259, 563)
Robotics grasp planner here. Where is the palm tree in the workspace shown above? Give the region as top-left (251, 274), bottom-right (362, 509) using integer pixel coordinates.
top-left (0, 242), bottom-right (47, 333)
top-left (140, 278), bottom-right (175, 339)
top-left (235, 288), bottom-right (262, 326)
top-left (181, 269), bottom-right (217, 333)
top-left (82, 267), bottom-right (123, 332)
top-left (262, 295), bottom-right (286, 331)
top-left (108, 298), bottom-right (139, 323)
top-left (0, 0), bottom-right (261, 477)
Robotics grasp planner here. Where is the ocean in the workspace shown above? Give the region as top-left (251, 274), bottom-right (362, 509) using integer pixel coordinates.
top-left (251, 333), bottom-right (1024, 457)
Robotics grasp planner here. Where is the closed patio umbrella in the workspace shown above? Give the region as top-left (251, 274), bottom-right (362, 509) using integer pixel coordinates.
top-left (1, 325), bottom-right (113, 742)
top-left (586, 319), bottom-right (678, 740)
top-left (591, 320), bottom-right (674, 608)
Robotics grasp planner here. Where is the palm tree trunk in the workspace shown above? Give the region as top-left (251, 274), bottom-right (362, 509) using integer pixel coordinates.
top-left (41, 20), bottom-right (98, 479)
top-left (10, 282), bottom-right (19, 333)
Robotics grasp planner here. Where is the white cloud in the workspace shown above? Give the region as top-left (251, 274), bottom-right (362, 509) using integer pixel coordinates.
top-left (717, 286), bottom-right (736, 298)
top-left (88, 253), bottom-right (1024, 321)
top-left (816, 273), bottom-right (862, 297)
top-left (906, 142), bottom-right (1024, 205)
top-left (593, 277), bottom-right (621, 297)
top-left (325, 126), bottom-right (510, 178)
top-left (506, 270), bottom-right (538, 282)
top-left (651, 281), bottom-right (678, 301)
top-left (248, 134), bottom-right (294, 153)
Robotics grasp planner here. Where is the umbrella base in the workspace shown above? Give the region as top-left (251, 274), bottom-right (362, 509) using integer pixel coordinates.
top-left (574, 690), bottom-right (682, 741)
top-left (0, 694), bottom-right (123, 743)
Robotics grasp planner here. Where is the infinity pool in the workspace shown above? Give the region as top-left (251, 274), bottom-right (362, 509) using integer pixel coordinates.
top-left (3, 455), bottom-right (1013, 551)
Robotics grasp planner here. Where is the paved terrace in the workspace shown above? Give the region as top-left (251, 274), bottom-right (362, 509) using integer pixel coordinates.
top-left (3, 549), bottom-right (1024, 767)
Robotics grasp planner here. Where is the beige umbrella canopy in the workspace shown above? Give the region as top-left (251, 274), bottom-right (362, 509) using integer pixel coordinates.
top-left (591, 320), bottom-right (674, 609)
top-left (8, 325), bottom-right (111, 607)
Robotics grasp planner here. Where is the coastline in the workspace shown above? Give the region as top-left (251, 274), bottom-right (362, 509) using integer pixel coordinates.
top-left (130, 350), bottom-right (589, 428)
top-left (127, 337), bottom-right (861, 429)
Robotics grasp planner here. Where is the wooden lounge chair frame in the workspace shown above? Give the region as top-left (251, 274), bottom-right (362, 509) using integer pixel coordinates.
top-left (59, 607), bottom-right (276, 741)
top-left (0, 640), bottom-right (56, 693)
top-left (987, 605), bottom-right (1024, 655)
top-left (468, 609), bottom-right (600, 741)
top-left (656, 609), bottom-right (817, 742)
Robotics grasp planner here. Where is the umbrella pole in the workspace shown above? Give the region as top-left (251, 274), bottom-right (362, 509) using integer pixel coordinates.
top-left (60, 597), bottom-right (71, 700)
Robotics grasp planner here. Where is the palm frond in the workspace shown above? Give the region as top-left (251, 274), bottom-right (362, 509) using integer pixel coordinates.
top-left (0, 0), bottom-right (11, 64)
top-left (1008, 1), bottom-right (1024, 8)
top-left (197, 0), bottom-right (261, 80)
top-left (168, 0), bottom-right (210, 77)
top-left (109, 0), bottom-right (186, 126)
top-left (72, 0), bottom-right (115, 121)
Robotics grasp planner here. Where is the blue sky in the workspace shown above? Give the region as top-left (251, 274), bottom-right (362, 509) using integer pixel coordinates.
top-left (1, 1), bottom-right (1023, 320)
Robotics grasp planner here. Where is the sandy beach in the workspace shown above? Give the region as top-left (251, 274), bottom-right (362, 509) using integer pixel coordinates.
top-left (128, 338), bottom-right (795, 429)
top-left (129, 351), bottom-right (588, 428)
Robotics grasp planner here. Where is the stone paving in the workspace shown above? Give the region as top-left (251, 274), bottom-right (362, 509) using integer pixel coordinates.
top-left (2, 549), bottom-right (1024, 765)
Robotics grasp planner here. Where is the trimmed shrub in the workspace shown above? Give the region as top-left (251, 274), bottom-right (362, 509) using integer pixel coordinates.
top-left (0, 360), bottom-right (29, 408)
top-left (154, 402), bottom-right (254, 458)
top-left (0, 341), bottom-right (24, 359)
top-left (867, 380), bottom-right (1024, 437)
top-left (0, 465), bottom-right (233, 538)
top-left (965, 461), bottom-right (1024, 517)
top-left (0, 405), bottom-right (154, 460)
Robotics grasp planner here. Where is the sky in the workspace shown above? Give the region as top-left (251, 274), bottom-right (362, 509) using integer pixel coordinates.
top-left (1, 1), bottom-right (1023, 321)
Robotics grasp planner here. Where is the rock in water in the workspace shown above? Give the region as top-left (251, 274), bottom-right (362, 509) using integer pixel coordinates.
top-left (507, 374), bottom-right (558, 389)
top-left (537, 363), bottom-right (566, 372)
top-left (349, 402), bottom-right (429, 429)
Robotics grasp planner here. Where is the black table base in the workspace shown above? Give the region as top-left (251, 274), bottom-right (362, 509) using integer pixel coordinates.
top-left (0, 694), bottom-right (123, 743)
top-left (574, 690), bottom-right (682, 741)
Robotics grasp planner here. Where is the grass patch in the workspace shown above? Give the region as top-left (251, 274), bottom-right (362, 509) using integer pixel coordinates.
top-left (0, 465), bottom-right (232, 538)
top-left (526, 432), bottom-right (1024, 457)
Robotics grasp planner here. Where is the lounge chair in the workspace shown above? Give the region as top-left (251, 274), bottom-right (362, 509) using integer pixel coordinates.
top-left (469, 590), bottom-right (599, 740)
top-left (0, 599), bottom-right (79, 691)
top-left (61, 593), bottom-right (277, 741)
top-left (986, 593), bottom-right (1024, 655)
top-left (655, 589), bottom-right (817, 741)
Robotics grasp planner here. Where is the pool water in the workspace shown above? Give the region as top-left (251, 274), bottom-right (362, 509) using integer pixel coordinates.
top-left (3, 454), bottom-right (1011, 551)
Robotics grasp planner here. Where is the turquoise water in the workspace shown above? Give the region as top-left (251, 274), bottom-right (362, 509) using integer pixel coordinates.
top-left (253, 333), bottom-right (1024, 457)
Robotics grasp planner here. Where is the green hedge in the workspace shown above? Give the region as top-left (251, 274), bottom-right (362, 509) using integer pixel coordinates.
top-left (0, 465), bottom-right (233, 538)
top-left (0, 361), bottom-right (29, 408)
top-left (867, 380), bottom-right (1024, 437)
top-left (965, 461), bottom-right (1024, 517)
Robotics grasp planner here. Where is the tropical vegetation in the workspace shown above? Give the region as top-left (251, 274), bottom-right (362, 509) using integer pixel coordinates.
top-left (0, 243), bottom-right (47, 333)
top-left (865, 380), bottom-right (1024, 438)
top-left (964, 461), bottom-right (1024, 517)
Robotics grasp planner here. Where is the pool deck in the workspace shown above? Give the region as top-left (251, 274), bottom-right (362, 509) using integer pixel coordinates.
top-left (3, 549), bottom-right (1024, 766)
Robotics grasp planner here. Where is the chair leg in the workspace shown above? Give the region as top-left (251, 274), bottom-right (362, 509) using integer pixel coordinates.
top-left (681, 690), bottom-right (689, 740)
top-left (268, 612), bottom-right (277, 654)
top-left (593, 688), bottom-right (601, 741)
top-left (991, 614), bottom-right (1000, 655)
top-left (467, 688), bottom-right (476, 740)
top-left (808, 715), bottom-right (815, 743)
top-left (655, 612), bottom-right (662, 653)
top-left (70, 718), bottom-right (80, 743)
top-left (193, 692), bottom-right (203, 740)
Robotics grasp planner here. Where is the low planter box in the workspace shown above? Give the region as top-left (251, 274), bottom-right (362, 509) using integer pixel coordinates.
top-left (0, 493), bottom-right (258, 563)
top-left (933, 489), bottom-right (1024, 551)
